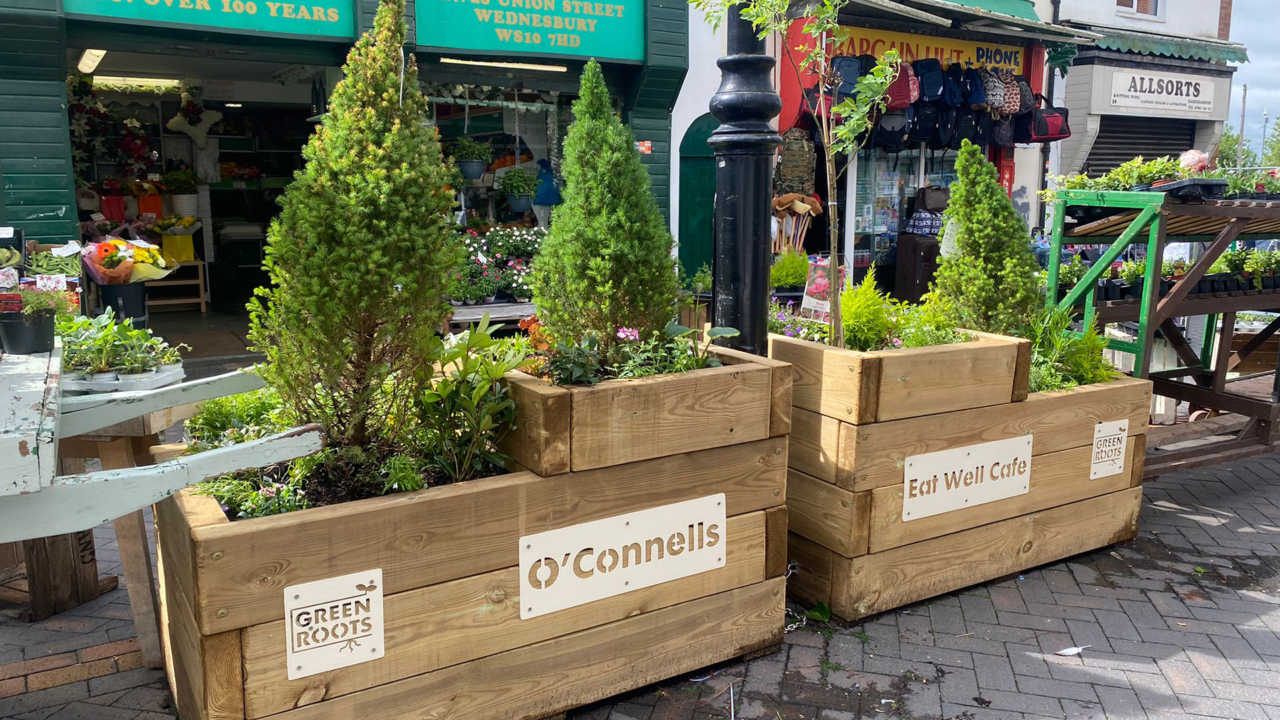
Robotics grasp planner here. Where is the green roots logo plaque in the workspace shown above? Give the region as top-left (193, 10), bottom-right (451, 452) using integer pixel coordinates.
top-left (62, 0), bottom-right (355, 38)
top-left (417, 0), bottom-right (645, 62)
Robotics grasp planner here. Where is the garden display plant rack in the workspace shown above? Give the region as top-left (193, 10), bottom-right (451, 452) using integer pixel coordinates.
top-left (155, 349), bottom-right (793, 720)
top-left (771, 332), bottom-right (1151, 622)
top-left (1045, 189), bottom-right (1280, 476)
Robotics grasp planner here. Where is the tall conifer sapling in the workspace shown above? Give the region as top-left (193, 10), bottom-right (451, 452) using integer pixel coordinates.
top-left (249, 0), bottom-right (458, 450)
top-left (532, 60), bottom-right (677, 355)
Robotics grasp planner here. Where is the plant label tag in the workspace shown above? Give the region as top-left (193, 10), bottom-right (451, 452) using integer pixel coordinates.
top-left (284, 569), bottom-right (384, 680)
top-left (128, 239), bottom-right (158, 249)
top-left (36, 275), bottom-right (67, 291)
top-left (519, 494), bottom-right (727, 620)
top-left (90, 213), bottom-right (106, 222)
top-left (233, 180), bottom-right (246, 189)
top-left (0, 227), bottom-right (12, 239)
top-left (142, 213), bottom-right (157, 221)
top-left (51, 242), bottom-right (82, 257)
top-left (147, 173), bottom-right (161, 182)
top-left (1090, 420), bottom-right (1128, 480)
top-left (903, 436), bottom-right (1033, 522)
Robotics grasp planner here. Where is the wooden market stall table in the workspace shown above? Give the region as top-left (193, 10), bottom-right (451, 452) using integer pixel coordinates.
top-left (1046, 192), bottom-right (1280, 477)
top-left (0, 345), bottom-right (317, 666)
top-left (445, 301), bottom-right (535, 334)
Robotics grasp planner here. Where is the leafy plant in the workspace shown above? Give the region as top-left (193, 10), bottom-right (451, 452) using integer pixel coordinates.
top-left (1119, 260), bottom-right (1146, 286)
top-left (840, 271), bottom-right (892, 352)
top-left (449, 136), bottom-right (493, 164)
top-left (414, 318), bottom-right (534, 483)
top-left (770, 249), bottom-right (810, 288)
top-left (893, 296), bottom-right (965, 349)
top-left (545, 334), bottom-right (603, 386)
top-left (499, 167), bottom-right (537, 196)
top-left (247, 0), bottom-right (460, 450)
top-left (532, 60), bottom-right (677, 356)
top-left (932, 142), bottom-right (1041, 336)
top-left (486, 226), bottom-right (545, 259)
top-left (1026, 308), bottom-right (1117, 393)
top-left (185, 387), bottom-right (287, 450)
top-left (1218, 248), bottom-right (1252, 275)
top-left (768, 299), bottom-right (830, 343)
top-left (197, 473), bottom-right (309, 520)
top-left (161, 169), bottom-right (198, 194)
top-left (16, 289), bottom-right (75, 317)
top-left (1059, 256), bottom-right (1090, 286)
top-left (1162, 259), bottom-right (1187, 278)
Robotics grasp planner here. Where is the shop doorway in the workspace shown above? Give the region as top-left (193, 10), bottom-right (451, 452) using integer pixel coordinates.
top-left (678, 113), bottom-right (717, 278)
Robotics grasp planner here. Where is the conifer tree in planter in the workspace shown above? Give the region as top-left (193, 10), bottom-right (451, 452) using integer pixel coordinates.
top-left (248, 0), bottom-right (458, 457)
top-left (532, 59), bottom-right (677, 356)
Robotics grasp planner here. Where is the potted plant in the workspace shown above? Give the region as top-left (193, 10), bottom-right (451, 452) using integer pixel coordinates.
top-left (1225, 172), bottom-right (1253, 200)
top-left (499, 166), bottom-right (537, 214)
top-left (770, 248), bottom-right (809, 294)
top-left (156, 341), bottom-right (188, 373)
top-left (449, 137), bottom-right (492, 180)
top-left (0, 289), bottom-right (73, 354)
top-left (162, 169), bottom-right (200, 216)
top-left (1262, 173), bottom-right (1280, 202)
top-left (156, 38), bottom-right (788, 720)
top-left (1056, 255), bottom-right (1089, 302)
top-left (1120, 260), bottom-right (1146, 299)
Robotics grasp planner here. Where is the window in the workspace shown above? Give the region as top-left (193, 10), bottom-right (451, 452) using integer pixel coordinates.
top-left (1118, 0), bottom-right (1160, 16)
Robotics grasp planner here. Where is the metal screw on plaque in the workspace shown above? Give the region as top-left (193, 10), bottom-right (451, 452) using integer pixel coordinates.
top-left (294, 594), bottom-right (299, 600)
top-left (296, 665), bottom-right (301, 672)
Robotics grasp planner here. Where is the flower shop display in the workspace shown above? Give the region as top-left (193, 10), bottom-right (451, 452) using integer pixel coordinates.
top-left (163, 169), bottom-right (201, 217)
top-left (498, 166), bottom-right (537, 213)
top-left (84, 238), bottom-right (175, 285)
top-left (777, 142), bottom-right (1150, 622)
top-left (448, 136), bottom-right (493, 180)
top-left (166, 89), bottom-right (223, 150)
top-left (0, 288), bottom-right (75, 355)
top-left (67, 77), bottom-right (111, 185)
top-left (156, 14), bottom-right (786, 720)
top-left (156, 214), bottom-right (202, 263)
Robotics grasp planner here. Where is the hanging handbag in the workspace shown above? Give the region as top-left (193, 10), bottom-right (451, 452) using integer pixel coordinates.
top-left (1014, 93), bottom-right (1072, 143)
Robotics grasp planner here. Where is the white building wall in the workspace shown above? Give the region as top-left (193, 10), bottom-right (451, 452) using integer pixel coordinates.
top-left (1058, 0), bottom-right (1224, 41)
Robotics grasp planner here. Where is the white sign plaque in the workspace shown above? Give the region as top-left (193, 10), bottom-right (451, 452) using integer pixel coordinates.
top-left (284, 569), bottom-right (384, 680)
top-left (519, 494), bottom-right (727, 620)
top-left (1111, 70), bottom-right (1215, 114)
top-left (1090, 420), bottom-right (1129, 480)
top-left (903, 436), bottom-right (1033, 522)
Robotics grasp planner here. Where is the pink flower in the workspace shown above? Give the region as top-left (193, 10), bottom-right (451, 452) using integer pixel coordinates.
top-left (259, 485), bottom-right (277, 498)
top-left (616, 327), bottom-right (640, 342)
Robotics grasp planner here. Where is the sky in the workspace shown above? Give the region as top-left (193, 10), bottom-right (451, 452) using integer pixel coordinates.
top-left (1229, 0), bottom-right (1277, 149)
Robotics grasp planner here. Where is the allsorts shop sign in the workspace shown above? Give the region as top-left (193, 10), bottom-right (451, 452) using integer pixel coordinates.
top-left (519, 495), bottom-right (727, 619)
top-left (1110, 69), bottom-right (1216, 114)
top-left (62, 0), bottom-right (354, 37)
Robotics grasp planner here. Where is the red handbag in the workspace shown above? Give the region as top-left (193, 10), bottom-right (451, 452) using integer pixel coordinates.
top-left (1014, 93), bottom-right (1071, 143)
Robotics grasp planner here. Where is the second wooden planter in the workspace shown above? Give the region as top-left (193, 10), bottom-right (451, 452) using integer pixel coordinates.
top-left (772, 333), bottom-right (1152, 621)
top-left (156, 356), bottom-right (792, 720)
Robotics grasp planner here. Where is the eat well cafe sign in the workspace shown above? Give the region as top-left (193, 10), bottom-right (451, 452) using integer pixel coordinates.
top-left (62, 0), bottom-right (354, 38)
top-left (417, 0), bottom-right (645, 62)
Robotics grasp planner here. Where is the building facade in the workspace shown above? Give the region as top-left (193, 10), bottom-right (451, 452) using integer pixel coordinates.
top-left (1048, 0), bottom-right (1245, 177)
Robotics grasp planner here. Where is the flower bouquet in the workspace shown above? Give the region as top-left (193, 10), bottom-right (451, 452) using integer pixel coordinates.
top-left (84, 238), bottom-right (176, 284)
top-left (156, 215), bottom-right (201, 262)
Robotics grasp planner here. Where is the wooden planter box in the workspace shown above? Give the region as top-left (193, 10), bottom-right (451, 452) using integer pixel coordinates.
top-left (771, 334), bottom-right (1152, 622)
top-left (156, 357), bottom-right (792, 720)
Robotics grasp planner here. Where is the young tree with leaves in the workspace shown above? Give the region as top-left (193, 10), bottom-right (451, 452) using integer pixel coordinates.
top-left (687, 0), bottom-right (898, 348)
top-left (931, 141), bottom-right (1041, 336)
top-left (1218, 123), bottom-right (1259, 169)
top-left (249, 0), bottom-right (459, 449)
top-left (532, 59), bottom-right (677, 355)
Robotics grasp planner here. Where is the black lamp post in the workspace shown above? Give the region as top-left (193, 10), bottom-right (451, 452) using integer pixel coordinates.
top-left (708, 5), bottom-right (782, 356)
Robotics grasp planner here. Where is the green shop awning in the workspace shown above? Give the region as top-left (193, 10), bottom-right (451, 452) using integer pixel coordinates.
top-left (1089, 27), bottom-right (1249, 64)
top-left (894, 0), bottom-right (1102, 44)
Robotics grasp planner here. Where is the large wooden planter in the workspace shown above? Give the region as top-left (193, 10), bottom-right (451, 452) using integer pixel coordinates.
top-left (155, 356), bottom-right (792, 720)
top-left (771, 334), bottom-right (1152, 622)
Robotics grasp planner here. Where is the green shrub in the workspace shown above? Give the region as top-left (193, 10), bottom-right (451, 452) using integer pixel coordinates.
top-left (499, 167), bottom-right (537, 196)
top-left (770, 250), bottom-right (810, 288)
top-left (185, 387), bottom-right (288, 450)
top-left (840, 271), bottom-right (892, 352)
top-left (247, 0), bottom-right (460, 450)
top-left (532, 60), bottom-right (677, 354)
top-left (161, 169), bottom-right (198, 195)
top-left (932, 141), bottom-right (1041, 336)
top-left (892, 296), bottom-right (964, 349)
top-left (450, 136), bottom-right (493, 163)
top-left (1119, 261), bottom-right (1146, 286)
top-left (1058, 256), bottom-right (1089, 286)
top-left (1025, 308), bottom-right (1116, 393)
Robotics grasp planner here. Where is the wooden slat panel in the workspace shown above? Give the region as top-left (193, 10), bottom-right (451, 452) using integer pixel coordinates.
top-left (829, 488), bottom-right (1143, 621)
top-left (190, 438), bottom-right (787, 635)
top-left (788, 407), bottom-right (840, 484)
top-left (787, 468), bottom-right (868, 557)
top-left (868, 438), bottom-right (1136, 552)
top-left (786, 533), bottom-right (833, 608)
top-left (764, 506), bottom-right (788, 578)
top-left (568, 364), bottom-right (771, 470)
top-left (874, 335), bottom-right (1020, 422)
top-left (706, 346), bottom-right (794, 437)
top-left (268, 579), bottom-right (783, 720)
top-left (498, 372), bottom-right (571, 476)
top-left (242, 513), bottom-right (768, 718)
top-left (839, 378), bottom-right (1152, 492)
top-left (769, 335), bottom-right (880, 423)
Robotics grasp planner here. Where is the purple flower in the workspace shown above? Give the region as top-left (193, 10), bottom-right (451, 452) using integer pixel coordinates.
top-left (616, 327), bottom-right (640, 342)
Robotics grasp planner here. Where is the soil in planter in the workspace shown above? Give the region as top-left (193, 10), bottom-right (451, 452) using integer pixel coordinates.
top-left (297, 446), bottom-right (409, 508)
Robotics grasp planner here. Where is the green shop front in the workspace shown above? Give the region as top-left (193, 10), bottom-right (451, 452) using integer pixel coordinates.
top-left (0, 0), bottom-right (684, 319)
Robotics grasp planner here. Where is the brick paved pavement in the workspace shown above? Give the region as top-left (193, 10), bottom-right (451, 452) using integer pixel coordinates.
top-left (6, 454), bottom-right (1280, 719)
